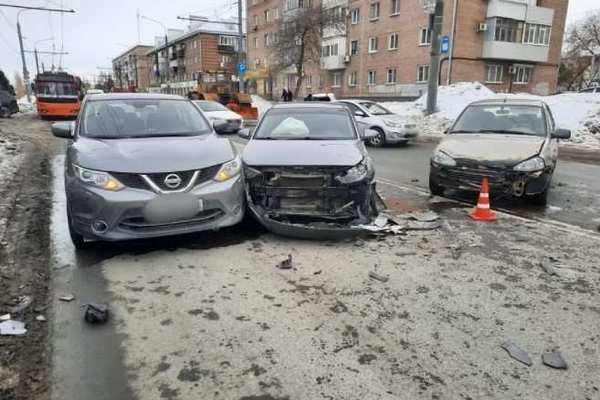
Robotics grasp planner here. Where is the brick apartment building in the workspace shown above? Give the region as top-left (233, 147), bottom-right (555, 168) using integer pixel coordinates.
top-left (112, 45), bottom-right (154, 92)
top-left (247, 0), bottom-right (569, 99)
top-left (141, 20), bottom-right (245, 96)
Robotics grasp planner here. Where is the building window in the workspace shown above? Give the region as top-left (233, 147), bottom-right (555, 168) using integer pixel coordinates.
top-left (274, 7), bottom-right (280, 19)
top-left (485, 64), bottom-right (504, 83)
top-left (351, 8), bottom-right (360, 24)
top-left (219, 36), bottom-right (235, 46)
top-left (348, 71), bottom-right (357, 86)
top-left (368, 37), bottom-right (378, 53)
top-left (264, 33), bottom-right (270, 47)
top-left (494, 18), bottom-right (524, 43)
top-left (369, 2), bottom-right (380, 20)
top-left (514, 65), bottom-right (532, 84)
top-left (388, 33), bottom-right (399, 50)
top-left (523, 23), bottom-right (550, 45)
top-left (332, 72), bottom-right (341, 87)
top-left (193, 40), bottom-right (197, 49)
top-left (253, 37), bottom-right (258, 48)
top-left (321, 43), bottom-right (339, 57)
top-left (386, 68), bottom-right (397, 84)
top-left (391, 0), bottom-right (400, 15)
top-left (417, 65), bottom-right (430, 83)
top-left (253, 15), bottom-right (259, 26)
top-left (220, 54), bottom-right (232, 66)
top-left (419, 27), bottom-right (432, 46)
top-left (306, 75), bottom-right (312, 88)
top-left (264, 9), bottom-right (270, 23)
top-left (367, 70), bottom-right (376, 85)
top-left (351, 40), bottom-right (359, 55)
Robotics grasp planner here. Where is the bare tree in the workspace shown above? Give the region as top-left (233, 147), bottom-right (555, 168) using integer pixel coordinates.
top-left (558, 55), bottom-right (590, 91)
top-left (565, 10), bottom-right (600, 85)
top-left (269, 3), bottom-right (345, 98)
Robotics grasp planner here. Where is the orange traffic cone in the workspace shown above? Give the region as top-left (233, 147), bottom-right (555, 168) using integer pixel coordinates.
top-left (469, 177), bottom-right (497, 221)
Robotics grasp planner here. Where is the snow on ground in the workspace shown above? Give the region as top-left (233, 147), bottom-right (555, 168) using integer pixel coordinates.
top-left (251, 94), bottom-right (271, 118)
top-left (382, 82), bottom-right (600, 150)
top-left (17, 95), bottom-right (36, 113)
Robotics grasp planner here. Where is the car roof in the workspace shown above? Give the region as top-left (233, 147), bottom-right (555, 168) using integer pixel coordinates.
top-left (468, 97), bottom-right (547, 107)
top-left (85, 93), bottom-right (186, 101)
top-left (338, 99), bottom-right (374, 103)
top-left (270, 102), bottom-right (348, 110)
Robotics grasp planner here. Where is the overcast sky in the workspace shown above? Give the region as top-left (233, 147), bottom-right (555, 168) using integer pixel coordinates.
top-left (0, 0), bottom-right (597, 85)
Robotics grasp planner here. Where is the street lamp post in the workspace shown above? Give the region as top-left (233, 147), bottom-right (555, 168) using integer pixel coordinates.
top-left (141, 15), bottom-right (170, 84)
top-left (422, 0), bottom-right (444, 115)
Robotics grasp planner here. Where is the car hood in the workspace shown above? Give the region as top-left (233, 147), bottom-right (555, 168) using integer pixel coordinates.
top-left (243, 140), bottom-right (364, 166)
top-left (437, 134), bottom-right (545, 165)
top-left (204, 110), bottom-right (241, 120)
top-left (71, 134), bottom-right (235, 173)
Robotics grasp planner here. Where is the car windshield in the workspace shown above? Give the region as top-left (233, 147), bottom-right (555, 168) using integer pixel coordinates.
top-left (359, 102), bottom-right (392, 115)
top-left (194, 101), bottom-right (229, 112)
top-left (254, 108), bottom-right (356, 140)
top-left (451, 104), bottom-right (547, 137)
top-left (80, 99), bottom-right (212, 139)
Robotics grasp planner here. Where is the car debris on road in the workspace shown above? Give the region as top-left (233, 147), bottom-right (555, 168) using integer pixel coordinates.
top-left (501, 340), bottom-right (532, 366)
top-left (10, 295), bottom-right (32, 314)
top-left (59, 294), bottom-right (75, 302)
top-left (368, 271), bottom-right (389, 283)
top-left (540, 258), bottom-right (558, 276)
top-left (82, 303), bottom-right (109, 324)
top-left (0, 319), bottom-right (27, 335)
top-left (542, 351), bottom-right (568, 369)
top-left (276, 255), bottom-right (293, 270)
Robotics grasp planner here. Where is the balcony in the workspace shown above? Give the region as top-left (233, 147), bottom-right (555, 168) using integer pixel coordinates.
top-left (487, 0), bottom-right (553, 25)
top-left (321, 55), bottom-right (346, 70)
top-left (218, 44), bottom-right (236, 53)
top-left (482, 41), bottom-right (549, 63)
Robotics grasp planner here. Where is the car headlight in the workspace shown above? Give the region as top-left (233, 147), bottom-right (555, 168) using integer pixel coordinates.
top-left (72, 165), bottom-right (123, 191)
top-left (513, 156), bottom-right (545, 172)
top-left (336, 158), bottom-right (373, 184)
top-left (214, 156), bottom-right (241, 182)
top-left (383, 120), bottom-right (402, 128)
top-left (431, 150), bottom-right (457, 167)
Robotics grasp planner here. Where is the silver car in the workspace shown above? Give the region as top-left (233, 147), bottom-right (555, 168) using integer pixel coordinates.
top-left (51, 93), bottom-right (244, 248)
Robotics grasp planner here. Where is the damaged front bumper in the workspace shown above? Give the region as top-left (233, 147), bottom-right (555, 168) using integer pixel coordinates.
top-left (430, 162), bottom-right (551, 197)
top-left (244, 165), bottom-right (378, 239)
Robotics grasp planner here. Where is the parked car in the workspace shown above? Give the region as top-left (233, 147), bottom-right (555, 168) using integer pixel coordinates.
top-left (429, 98), bottom-right (571, 205)
top-left (336, 99), bottom-right (418, 147)
top-left (193, 100), bottom-right (243, 134)
top-left (304, 93), bottom-right (337, 102)
top-left (238, 103), bottom-right (380, 239)
top-left (51, 93), bottom-right (244, 248)
top-left (0, 89), bottom-right (18, 117)
top-left (579, 86), bottom-right (600, 93)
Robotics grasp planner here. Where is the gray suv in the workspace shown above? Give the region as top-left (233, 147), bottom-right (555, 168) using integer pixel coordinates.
top-left (52, 93), bottom-right (244, 248)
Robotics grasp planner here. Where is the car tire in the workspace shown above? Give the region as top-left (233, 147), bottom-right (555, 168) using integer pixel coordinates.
top-left (368, 128), bottom-right (385, 147)
top-left (529, 187), bottom-right (549, 206)
top-left (429, 174), bottom-right (444, 197)
top-left (67, 207), bottom-right (88, 250)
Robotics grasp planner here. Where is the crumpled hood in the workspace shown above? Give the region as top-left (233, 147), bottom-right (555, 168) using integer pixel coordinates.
top-left (243, 139), bottom-right (364, 167)
top-left (70, 134), bottom-right (236, 173)
top-left (437, 134), bottom-right (546, 165)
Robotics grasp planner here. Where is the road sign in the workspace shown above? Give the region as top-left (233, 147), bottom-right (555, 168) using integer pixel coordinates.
top-left (238, 63), bottom-right (246, 73)
top-left (440, 36), bottom-right (450, 54)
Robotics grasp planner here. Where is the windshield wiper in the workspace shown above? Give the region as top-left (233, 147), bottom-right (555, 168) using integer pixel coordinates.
top-left (477, 129), bottom-right (532, 135)
top-left (449, 129), bottom-right (480, 134)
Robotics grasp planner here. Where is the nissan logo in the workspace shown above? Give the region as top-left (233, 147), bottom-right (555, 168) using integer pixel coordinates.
top-left (164, 174), bottom-right (182, 189)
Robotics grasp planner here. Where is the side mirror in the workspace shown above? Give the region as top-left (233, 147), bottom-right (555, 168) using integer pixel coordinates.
top-left (354, 111), bottom-right (367, 118)
top-left (212, 119), bottom-right (227, 131)
top-left (51, 122), bottom-right (73, 138)
top-left (362, 128), bottom-right (379, 141)
top-left (551, 128), bottom-right (571, 140)
top-left (238, 128), bottom-right (251, 139)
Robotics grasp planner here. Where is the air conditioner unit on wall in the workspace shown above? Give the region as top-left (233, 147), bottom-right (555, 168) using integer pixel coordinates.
top-left (477, 23), bottom-right (488, 32)
top-left (344, 55), bottom-right (350, 63)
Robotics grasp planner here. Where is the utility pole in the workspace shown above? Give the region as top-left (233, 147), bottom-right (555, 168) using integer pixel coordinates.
top-left (426, 0), bottom-right (444, 115)
top-left (0, 3), bottom-right (75, 102)
top-left (238, 0), bottom-right (245, 93)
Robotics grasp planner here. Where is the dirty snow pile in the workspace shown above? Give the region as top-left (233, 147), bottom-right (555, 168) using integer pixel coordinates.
top-left (382, 82), bottom-right (600, 150)
top-left (251, 95), bottom-right (272, 118)
top-left (17, 95), bottom-right (36, 113)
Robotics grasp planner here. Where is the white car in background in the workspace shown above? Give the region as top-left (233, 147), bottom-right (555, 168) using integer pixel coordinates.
top-left (336, 99), bottom-right (418, 147)
top-left (193, 100), bottom-right (243, 134)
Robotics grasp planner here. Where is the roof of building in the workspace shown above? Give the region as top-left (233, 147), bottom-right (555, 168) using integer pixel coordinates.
top-left (112, 44), bottom-right (154, 63)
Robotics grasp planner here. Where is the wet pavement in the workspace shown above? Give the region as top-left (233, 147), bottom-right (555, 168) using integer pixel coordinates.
top-left (48, 138), bottom-right (600, 400)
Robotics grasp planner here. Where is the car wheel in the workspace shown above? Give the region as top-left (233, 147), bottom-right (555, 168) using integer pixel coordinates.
top-left (368, 128), bottom-right (385, 147)
top-left (529, 187), bottom-right (549, 206)
top-left (429, 174), bottom-right (444, 197)
top-left (67, 207), bottom-right (88, 250)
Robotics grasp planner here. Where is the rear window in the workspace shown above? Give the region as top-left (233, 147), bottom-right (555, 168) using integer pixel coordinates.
top-left (254, 108), bottom-right (356, 140)
top-left (80, 99), bottom-right (212, 139)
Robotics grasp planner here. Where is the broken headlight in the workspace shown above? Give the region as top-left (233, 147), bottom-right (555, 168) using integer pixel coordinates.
top-left (72, 165), bottom-right (124, 191)
top-left (513, 156), bottom-right (545, 172)
top-left (214, 156), bottom-right (241, 182)
top-left (432, 150), bottom-right (456, 167)
top-left (336, 158), bottom-right (372, 184)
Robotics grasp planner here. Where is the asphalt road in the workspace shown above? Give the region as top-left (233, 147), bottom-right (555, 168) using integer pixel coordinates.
top-left (48, 135), bottom-right (600, 400)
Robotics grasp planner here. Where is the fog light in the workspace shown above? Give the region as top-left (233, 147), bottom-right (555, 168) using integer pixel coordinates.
top-left (91, 220), bottom-right (108, 234)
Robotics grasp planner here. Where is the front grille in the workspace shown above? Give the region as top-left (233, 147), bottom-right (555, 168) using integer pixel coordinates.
top-left (443, 165), bottom-right (507, 187)
top-left (110, 164), bottom-right (222, 192)
top-left (119, 209), bottom-right (224, 232)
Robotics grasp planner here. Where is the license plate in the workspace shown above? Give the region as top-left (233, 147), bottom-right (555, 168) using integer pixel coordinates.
top-left (143, 193), bottom-right (200, 223)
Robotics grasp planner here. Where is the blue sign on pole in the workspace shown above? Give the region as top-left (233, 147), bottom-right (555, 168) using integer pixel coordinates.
top-left (238, 63), bottom-right (246, 73)
top-left (440, 36), bottom-right (450, 54)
